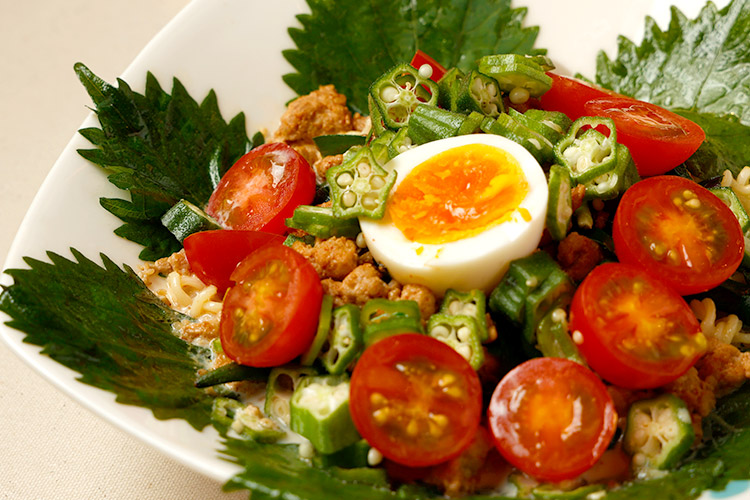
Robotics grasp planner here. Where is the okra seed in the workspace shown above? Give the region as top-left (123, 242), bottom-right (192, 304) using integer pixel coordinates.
top-left (462, 303), bottom-right (477, 316)
top-left (448, 300), bottom-right (461, 315)
top-left (357, 161), bottom-right (372, 177)
top-left (485, 103), bottom-right (499, 115)
top-left (528, 138), bottom-right (542, 150)
top-left (457, 326), bottom-right (472, 342)
top-left (456, 344), bottom-right (472, 360)
top-left (380, 85), bottom-right (399, 103)
top-left (341, 190), bottom-right (357, 208)
top-left (486, 83), bottom-right (498, 97)
top-left (336, 172), bottom-right (354, 187)
top-left (471, 77), bottom-right (483, 94)
top-left (551, 308), bottom-right (566, 323)
top-left (370, 175), bottom-right (385, 189)
top-left (509, 86), bottom-right (530, 104)
top-left (525, 277), bottom-right (538, 288)
top-left (431, 325), bottom-right (451, 339)
top-left (298, 441), bottom-right (315, 459)
top-left (342, 336), bottom-right (351, 347)
top-left (418, 64), bottom-right (433, 79)
top-left (362, 193), bottom-right (379, 210)
top-left (367, 448), bottom-right (383, 466)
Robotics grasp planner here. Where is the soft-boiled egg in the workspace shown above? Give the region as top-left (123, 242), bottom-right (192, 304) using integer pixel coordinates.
top-left (359, 134), bottom-right (548, 296)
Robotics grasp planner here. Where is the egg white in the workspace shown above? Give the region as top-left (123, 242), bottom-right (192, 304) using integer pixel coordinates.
top-left (359, 134), bottom-right (548, 297)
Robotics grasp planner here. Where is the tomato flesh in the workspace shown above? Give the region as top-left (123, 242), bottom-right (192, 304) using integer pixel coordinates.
top-left (349, 334), bottom-right (482, 467)
top-left (570, 263), bottom-right (706, 389)
top-left (538, 73), bottom-right (619, 120)
top-left (487, 357), bottom-right (617, 482)
top-left (183, 230), bottom-right (284, 294)
top-left (584, 98), bottom-right (705, 176)
top-left (613, 176), bottom-right (744, 295)
top-left (206, 142), bottom-right (315, 234)
top-left (219, 244), bottom-right (322, 367)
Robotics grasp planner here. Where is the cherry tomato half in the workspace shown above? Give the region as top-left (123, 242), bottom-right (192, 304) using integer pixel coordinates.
top-left (219, 244), bottom-right (322, 367)
top-left (410, 50), bottom-right (447, 82)
top-left (538, 73), bottom-right (619, 121)
top-left (487, 357), bottom-right (617, 482)
top-left (585, 97), bottom-right (705, 176)
top-left (183, 230), bottom-right (284, 294)
top-left (349, 334), bottom-right (482, 467)
top-left (570, 262), bottom-right (707, 389)
top-left (206, 142), bottom-right (315, 234)
top-left (613, 176), bottom-right (744, 296)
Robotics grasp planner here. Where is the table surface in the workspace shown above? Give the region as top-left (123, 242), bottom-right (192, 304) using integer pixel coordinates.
top-left (0, 1), bottom-right (247, 498)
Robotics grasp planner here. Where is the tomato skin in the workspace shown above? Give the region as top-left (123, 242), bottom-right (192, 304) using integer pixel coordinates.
top-left (538, 73), bottom-right (619, 120)
top-left (206, 142), bottom-right (315, 234)
top-left (410, 50), bottom-right (447, 82)
top-left (613, 176), bottom-right (744, 296)
top-left (219, 244), bottom-right (322, 367)
top-left (570, 263), bottom-right (706, 389)
top-left (183, 230), bottom-right (284, 294)
top-left (487, 357), bottom-right (617, 483)
top-left (349, 334), bottom-right (482, 467)
top-left (584, 98), bottom-right (705, 176)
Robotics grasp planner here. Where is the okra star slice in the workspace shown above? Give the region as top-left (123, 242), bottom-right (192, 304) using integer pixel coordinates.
top-left (320, 304), bottom-right (363, 375)
top-left (427, 313), bottom-right (484, 370)
top-left (211, 398), bottom-right (285, 443)
top-left (289, 374), bottom-right (361, 454)
top-left (554, 117), bottom-right (618, 184)
top-left (546, 164), bottom-right (573, 241)
top-left (439, 289), bottom-right (489, 342)
top-left (454, 70), bottom-right (504, 117)
top-left (370, 63), bottom-right (439, 129)
top-left (583, 143), bottom-right (641, 200)
top-left (326, 147), bottom-right (397, 220)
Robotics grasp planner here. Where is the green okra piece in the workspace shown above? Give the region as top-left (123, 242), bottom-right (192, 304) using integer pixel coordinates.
top-left (264, 365), bottom-right (318, 426)
top-left (195, 362), bottom-right (269, 388)
top-left (509, 108), bottom-right (564, 145)
top-left (406, 104), bottom-right (466, 146)
top-left (453, 70), bottom-right (504, 117)
top-left (301, 294), bottom-right (334, 366)
top-left (326, 146), bottom-right (397, 220)
top-left (534, 308), bottom-right (585, 365)
top-left (439, 289), bottom-right (489, 342)
top-left (524, 109), bottom-right (572, 137)
top-left (711, 186), bottom-right (750, 233)
top-left (477, 54), bottom-right (552, 97)
top-left (312, 439), bottom-right (372, 469)
top-left (320, 304), bottom-right (363, 375)
top-left (481, 112), bottom-right (555, 164)
top-left (427, 313), bottom-right (484, 370)
top-left (546, 164), bottom-right (574, 241)
top-left (457, 111), bottom-right (485, 136)
top-left (522, 265), bottom-right (574, 346)
top-left (387, 126), bottom-right (413, 159)
top-left (211, 397), bottom-right (284, 443)
top-left (285, 206), bottom-right (361, 239)
top-left (583, 142), bottom-right (640, 200)
top-left (437, 66), bottom-right (465, 110)
top-left (554, 117), bottom-right (618, 184)
top-left (370, 63), bottom-right (439, 130)
top-left (290, 374), bottom-right (360, 454)
top-left (360, 298), bottom-right (423, 346)
top-left (161, 199), bottom-right (220, 243)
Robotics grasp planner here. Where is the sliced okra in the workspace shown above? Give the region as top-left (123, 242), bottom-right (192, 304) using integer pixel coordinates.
top-left (211, 397), bottom-right (284, 443)
top-left (437, 66), bottom-right (465, 111)
top-left (326, 147), bottom-right (397, 220)
top-left (370, 63), bottom-right (439, 130)
top-left (407, 104), bottom-right (466, 145)
top-left (454, 70), bottom-right (504, 117)
top-left (546, 164), bottom-right (573, 241)
top-left (554, 117), bottom-right (618, 184)
top-left (320, 304), bottom-right (363, 375)
top-left (477, 54), bottom-right (553, 100)
top-left (508, 108), bottom-right (563, 145)
top-left (361, 298), bottom-right (423, 347)
top-left (457, 111), bottom-right (485, 135)
top-left (534, 307), bottom-right (585, 365)
top-left (481, 112), bottom-right (554, 164)
top-left (524, 109), bottom-right (572, 137)
top-left (427, 313), bottom-right (484, 370)
top-left (300, 294), bottom-right (334, 366)
top-left (710, 186), bottom-right (750, 232)
top-left (439, 289), bottom-right (489, 342)
top-left (583, 143), bottom-right (640, 200)
top-left (264, 365), bottom-right (318, 426)
top-left (387, 126), bottom-right (414, 159)
top-left (285, 206), bottom-right (361, 239)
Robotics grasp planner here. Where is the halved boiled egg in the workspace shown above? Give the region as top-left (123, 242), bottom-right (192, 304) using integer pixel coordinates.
top-left (359, 134), bottom-right (548, 296)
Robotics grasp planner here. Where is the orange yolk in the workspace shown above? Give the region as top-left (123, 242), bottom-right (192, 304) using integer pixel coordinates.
top-left (388, 144), bottom-right (528, 244)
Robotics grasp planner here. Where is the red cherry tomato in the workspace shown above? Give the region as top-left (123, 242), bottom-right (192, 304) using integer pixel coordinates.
top-left (219, 244), bottom-right (322, 367)
top-left (410, 50), bottom-right (447, 82)
top-left (613, 176), bottom-right (744, 295)
top-left (206, 142), bottom-right (315, 234)
top-left (349, 334), bottom-right (482, 467)
top-left (585, 98), bottom-right (705, 176)
top-left (570, 262), bottom-right (707, 389)
top-left (487, 357), bottom-right (617, 483)
top-left (183, 230), bottom-right (284, 294)
top-left (538, 73), bottom-right (619, 120)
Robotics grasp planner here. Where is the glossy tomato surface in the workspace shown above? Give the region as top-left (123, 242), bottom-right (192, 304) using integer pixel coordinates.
top-left (570, 263), bottom-right (706, 389)
top-left (487, 357), bottom-right (617, 482)
top-left (206, 142), bottom-right (315, 234)
top-left (183, 230), bottom-right (284, 294)
top-left (613, 176), bottom-right (744, 295)
top-left (349, 334), bottom-right (482, 467)
top-left (538, 73), bottom-right (618, 120)
top-left (585, 97), bottom-right (705, 176)
top-left (219, 244), bottom-right (322, 367)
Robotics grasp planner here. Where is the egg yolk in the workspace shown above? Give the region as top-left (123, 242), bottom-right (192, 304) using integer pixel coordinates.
top-left (388, 144), bottom-right (529, 244)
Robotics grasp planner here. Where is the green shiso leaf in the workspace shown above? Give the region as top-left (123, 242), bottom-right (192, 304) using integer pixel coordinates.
top-left (74, 63), bottom-right (254, 260)
top-left (594, 0), bottom-right (750, 179)
top-left (283, 0), bottom-right (544, 114)
top-left (0, 250), bottom-right (213, 429)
